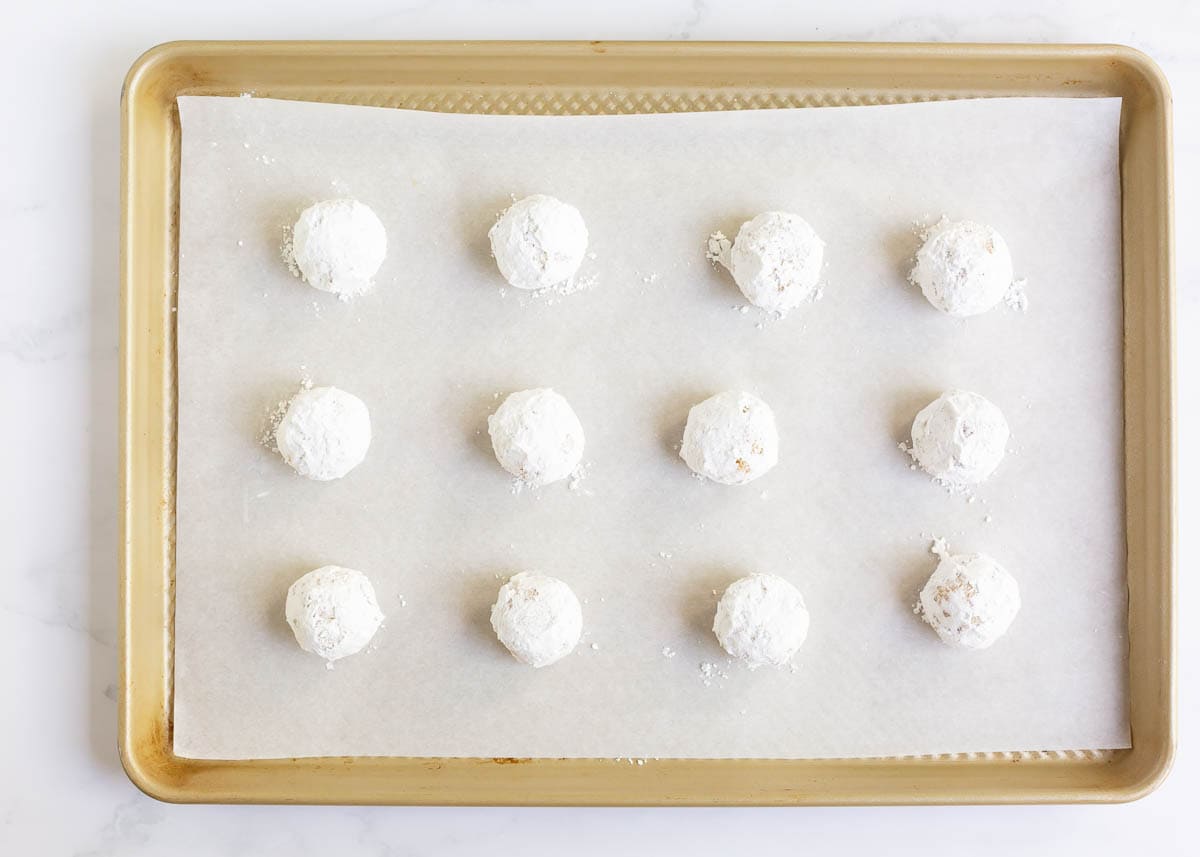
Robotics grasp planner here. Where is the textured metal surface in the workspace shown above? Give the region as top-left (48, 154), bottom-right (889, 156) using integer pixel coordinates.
top-left (268, 88), bottom-right (954, 112)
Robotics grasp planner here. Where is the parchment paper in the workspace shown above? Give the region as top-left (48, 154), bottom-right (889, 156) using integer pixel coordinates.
top-left (173, 95), bottom-right (1129, 760)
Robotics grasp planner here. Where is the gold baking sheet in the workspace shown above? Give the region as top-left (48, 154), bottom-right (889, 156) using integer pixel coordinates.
top-left (119, 41), bottom-right (1175, 805)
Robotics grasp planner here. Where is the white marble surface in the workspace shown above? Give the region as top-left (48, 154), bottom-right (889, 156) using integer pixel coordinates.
top-left (2, 0), bottom-right (1194, 852)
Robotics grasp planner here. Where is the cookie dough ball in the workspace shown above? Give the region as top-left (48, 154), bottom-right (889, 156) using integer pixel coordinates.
top-left (919, 552), bottom-right (1020, 649)
top-left (275, 386), bottom-right (372, 481)
top-left (488, 194), bottom-right (588, 290)
top-left (910, 219), bottom-right (1012, 317)
top-left (728, 211), bottom-right (824, 315)
top-left (490, 572), bottom-right (583, 667)
top-left (487, 388), bottom-right (585, 487)
top-left (713, 574), bottom-right (810, 668)
top-left (680, 390), bottom-right (779, 485)
top-left (910, 390), bottom-right (1008, 487)
top-left (285, 566), bottom-right (384, 662)
top-left (291, 199), bottom-right (387, 297)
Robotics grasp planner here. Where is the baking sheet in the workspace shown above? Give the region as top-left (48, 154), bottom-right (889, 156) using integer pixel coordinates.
top-left (173, 94), bottom-right (1129, 760)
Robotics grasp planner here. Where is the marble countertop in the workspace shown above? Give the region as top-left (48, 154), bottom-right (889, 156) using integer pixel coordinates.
top-left (3, 0), bottom-right (1194, 853)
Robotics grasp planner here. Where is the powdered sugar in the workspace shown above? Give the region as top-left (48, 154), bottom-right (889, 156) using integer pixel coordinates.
top-left (567, 459), bottom-right (594, 495)
top-left (713, 574), bottom-right (810, 669)
top-left (708, 212), bottom-right (825, 316)
top-left (285, 566), bottom-right (384, 664)
top-left (680, 390), bottom-right (779, 485)
top-left (1005, 277), bottom-right (1030, 312)
top-left (909, 218), bottom-right (1015, 317)
top-left (287, 199), bottom-right (387, 299)
top-left (705, 231), bottom-right (732, 267)
top-left (488, 388), bottom-right (586, 488)
top-left (489, 194), bottom-right (588, 291)
top-left (916, 543), bottom-right (1021, 650)
top-left (908, 389), bottom-right (1010, 489)
top-left (274, 385), bottom-right (372, 481)
top-left (490, 572), bottom-right (583, 668)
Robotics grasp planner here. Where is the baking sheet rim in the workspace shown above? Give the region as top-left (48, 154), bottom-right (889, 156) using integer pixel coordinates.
top-left (118, 39), bottom-right (1175, 805)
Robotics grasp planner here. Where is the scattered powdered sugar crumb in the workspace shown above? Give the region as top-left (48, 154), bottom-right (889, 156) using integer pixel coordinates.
top-left (280, 224), bottom-right (301, 279)
top-left (259, 376), bottom-right (314, 452)
top-left (706, 231), bottom-right (732, 267)
top-left (699, 660), bottom-right (732, 687)
top-left (641, 272), bottom-right (660, 284)
top-left (259, 397), bottom-right (290, 452)
top-left (658, 551), bottom-right (673, 560)
top-left (529, 272), bottom-right (598, 306)
top-left (590, 642), bottom-right (600, 651)
top-left (568, 460), bottom-right (593, 495)
top-left (662, 646), bottom-right (676, 658)
top-left (1005, 277), bottom-right (1029, 312)
top-left (985, 514), bottom-right (994, 523)
top-left (553, 275), bottom-right (595, 297)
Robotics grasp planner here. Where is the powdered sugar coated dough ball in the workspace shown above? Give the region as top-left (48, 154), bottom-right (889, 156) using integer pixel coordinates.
top-left (680, 390), bottom-right (779, 485)
top-left (285, 566), bottom-right (384, 662)
top-left (488, 194), bottom-right (588, 290)
top-left (713, 574), bottom-right (810, 668)
top-left (291, 199), bottom-right (387, 297)
top-left (910, 389), bottom-right (1009, 487)
top-left (919, 552), bottom-right (1020, 649)
top-left (910, 219), bottom-right (1012, 317)
top-left (487, 388), bottom-right (585, 487)
top-left (275, 386), bottom-right (372, 481)
top-left (490, 572), bottom-right (583, 667)
top-left (729, 211), bottom-right (824, 314)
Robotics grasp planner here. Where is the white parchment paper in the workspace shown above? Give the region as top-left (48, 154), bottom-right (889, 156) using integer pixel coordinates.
top-left (173, 95), bottom-right (1129, 760)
